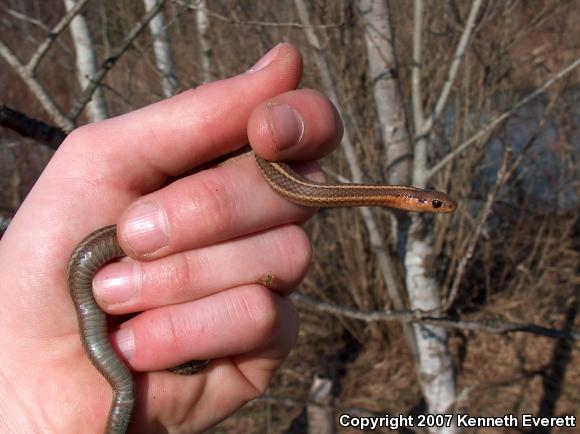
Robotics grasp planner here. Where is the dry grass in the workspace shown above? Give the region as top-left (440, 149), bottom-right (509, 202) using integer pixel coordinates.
top-left (1, 1), bottom-right (578, 432)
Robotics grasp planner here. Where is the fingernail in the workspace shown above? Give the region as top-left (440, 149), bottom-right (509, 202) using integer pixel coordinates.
top-left (123, 202), bottom-right (168, 254)
top-left (248, 43), bottom-right (281, 72)
top-left (94, 262), bottom-right (140, 305)
top-left (113, 327), bottom-right (135, 360)
top-left (268, 103), bottom-right (305, 150)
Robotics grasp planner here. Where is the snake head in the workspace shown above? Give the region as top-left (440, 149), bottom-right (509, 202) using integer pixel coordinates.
top-left (423, 191), bottom-right (457, 213)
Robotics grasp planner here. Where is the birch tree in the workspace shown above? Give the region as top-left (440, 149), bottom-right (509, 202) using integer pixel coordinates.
top-left (195, 0), bottom-right (213, 83)
top-left (297, 1), bottom-right (485, 431)
top-left (293, 0), bottom-right (419, 356)
top-left (2, 2), bottom-right (578, 430)
top-left (0, 0), bottom-right (165, 131)
top-left (359, 0), bottom-right (411, 187)
top-left (64, 0), bottom-right (108, 121)
top-left (144, 0), bottom-right (177, 97)
top-left (358, 1), bottom-right (476, 431)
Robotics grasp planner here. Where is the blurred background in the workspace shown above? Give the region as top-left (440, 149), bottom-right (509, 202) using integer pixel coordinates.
top-left (1, 1), bottom-right (578, 433)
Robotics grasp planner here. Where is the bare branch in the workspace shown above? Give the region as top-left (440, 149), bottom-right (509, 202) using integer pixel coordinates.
top-left (195, 0), bottom-right (213, 83)
top-left (0, 40), bottom-right (73, 130)
top-left (421, 0), bottom-right (483, 135)
top-left (443, 150), bottom-right (510, 311)
top-left (68, 0), bottom-right (166, 121)
top-left (173, 0), bottom-right (346, 29)
top-left (292, 294), bottom-right (580, 341)
top-left (0, 105), bottom-right (66, 150)
top-left (4, 8), bottom-right (51, 32)
top-left (295, 0), bottom-right (417, 356)
top-left (65, 0), bottom-right (109, 121)
top-left (413, 0), bottom-right (482, 188)
top-left (145, 0), bottom-right (178, 97)
top-left (427, 56), bottom-right (580, 180)
top-left (27, 0), bottom-right (90, 72)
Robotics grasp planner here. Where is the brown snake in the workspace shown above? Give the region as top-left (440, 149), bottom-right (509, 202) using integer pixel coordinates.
top-left (68, 154), bottom-right (456, 433)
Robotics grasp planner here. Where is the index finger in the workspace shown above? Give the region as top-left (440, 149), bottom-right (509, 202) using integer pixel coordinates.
top-left (60, 43), bottom-right (302, 193)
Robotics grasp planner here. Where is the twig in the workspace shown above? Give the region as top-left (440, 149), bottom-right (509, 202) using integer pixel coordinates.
top-left (443, 149), bottom-right (510, 311)
top-left (292, 293), bottom-right (580, 341)
top-left (294, 0), bottom-right (417, 356)
top-left (427, 56), bottom-right (580, 180)
top-left (0, 0), bottom-right (90, 130)
top-left (173, 0), bottom-right (346, 29)
top-left (0, 40), bottom-right (73, 130)
top-left (412, 0), bottom-right (482, 187)
top-left (4, 8), bottom-right (51, 32)
top-left (27, 0), bottom-right (90, 72)
top-left (421, 0), bottom-right (483, 135)
top-left (67, 0), bottom-right (166, 121)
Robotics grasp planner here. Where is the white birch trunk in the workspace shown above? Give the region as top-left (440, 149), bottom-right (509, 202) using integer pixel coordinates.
top-left (195, 0), bottom-right (213, 83)
top-left (405, 225), bottom-right (457, 434)
top-left (63, 0), bottom-right (108, 122)
top-left (361, 2), bottom-right (458, 431)
top-left (144, 0), bottom-right (177, 97)
top-left (359, 0), bottom-right (411, 186)
top-left (293, 0), bottom-right (418, 357)
top-left (403, 0), bottom-right (485, 430)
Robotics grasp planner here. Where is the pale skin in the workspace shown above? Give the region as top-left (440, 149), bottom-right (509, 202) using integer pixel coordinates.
top-left (0, 43), bottom-right (344, 433)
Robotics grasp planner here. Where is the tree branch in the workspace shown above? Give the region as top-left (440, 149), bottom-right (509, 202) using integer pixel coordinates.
top-left (0, 105), bottom-right (66, 150)
top-left (0, 40), bottom-right (73, 130)
top-left (412, 0), bottom-right (482, 188)
top-left (420, 0), bottom-right (483, 135)
top-left (427, 56), bottom-right (580, 180)
top-left (173, 0), bottom-right (346, 29)
top-left (67, 0), bottom-right (166, 121)
top-left (292, 293), bottom-right (580, 341)
top-left (295, 0), bottom-right (418, 356)
top-left (27, 0), bottom-right (90, 72)
top-left (443, 149), bottom-right (510, 311)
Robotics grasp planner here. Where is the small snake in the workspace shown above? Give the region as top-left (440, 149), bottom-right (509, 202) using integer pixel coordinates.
top-left (68, 154), bottom-right (456, 434)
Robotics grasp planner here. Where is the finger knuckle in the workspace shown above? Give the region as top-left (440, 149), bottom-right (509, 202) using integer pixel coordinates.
top-left (191, 176), bottom-right (237, 235)
top-left (238, 285), bottom-right (279, 340)
top-left (271, 226), bottom-right (312, 284)
top-left (169, 252), bottom-right (195, 298)
top-left (158, 308), bottom-right (186, 353)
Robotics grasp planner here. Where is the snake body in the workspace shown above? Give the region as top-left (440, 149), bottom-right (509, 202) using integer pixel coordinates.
top-left (68, 154), bottom-right (456, 433)
top-left (67, 225), bottom-right (133, 433)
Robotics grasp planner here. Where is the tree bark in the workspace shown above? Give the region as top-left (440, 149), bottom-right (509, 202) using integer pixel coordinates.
top-left (359, 0), bottom-right (412, 186)
top-left (144, 0), bottom-right (177, 97)
top-left (293, 0), bottom-right (418, 357)
top-left (195, 0), bottom-right (213, 83)
top-left (64, 0), bottom-right (108, 122)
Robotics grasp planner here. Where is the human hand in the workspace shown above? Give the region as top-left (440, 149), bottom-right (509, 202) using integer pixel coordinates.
top-left (0, 43), bottom-right (343, 433)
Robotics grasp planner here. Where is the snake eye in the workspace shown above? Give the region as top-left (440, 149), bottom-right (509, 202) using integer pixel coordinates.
top-left (432, 199), bottom-right (442, 209)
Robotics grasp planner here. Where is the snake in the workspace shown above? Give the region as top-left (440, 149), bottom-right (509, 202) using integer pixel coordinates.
top-left (67, 153), bottom-right (457, 434)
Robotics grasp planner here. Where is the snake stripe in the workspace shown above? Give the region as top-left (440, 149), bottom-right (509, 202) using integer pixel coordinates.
top-left (255, 156), bottom-right (457, 212)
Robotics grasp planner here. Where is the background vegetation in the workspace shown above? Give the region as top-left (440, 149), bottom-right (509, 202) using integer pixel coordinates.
top-left (1, 1), bottom-right (578, 433)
